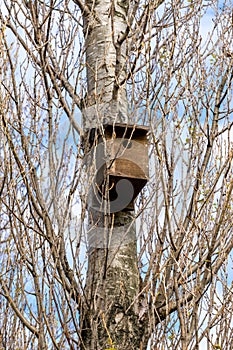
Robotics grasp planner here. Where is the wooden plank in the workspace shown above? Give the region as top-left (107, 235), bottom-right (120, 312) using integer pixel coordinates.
top-left (108, 159), bottom-right (148, 179)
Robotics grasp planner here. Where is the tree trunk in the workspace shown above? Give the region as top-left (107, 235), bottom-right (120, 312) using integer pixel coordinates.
top-left (81, 0), bottom-right (129, 130)
top-left (81, 1), bottom-right (147, 348)
top-left (81, 211), bottom-right (146, 349)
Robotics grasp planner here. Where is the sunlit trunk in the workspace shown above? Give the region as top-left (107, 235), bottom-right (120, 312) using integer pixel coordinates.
top-left (82, 0), bottom-right (128, 130)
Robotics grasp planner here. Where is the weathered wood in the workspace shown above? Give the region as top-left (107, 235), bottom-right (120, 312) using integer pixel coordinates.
top-left (93, 124), bottom-right (149, 209)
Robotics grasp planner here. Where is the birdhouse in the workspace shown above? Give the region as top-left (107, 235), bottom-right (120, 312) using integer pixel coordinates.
top-left (86, 123), bottom-right (149, 212)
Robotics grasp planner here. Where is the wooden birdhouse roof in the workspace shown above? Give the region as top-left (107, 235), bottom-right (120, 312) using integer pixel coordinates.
top-left (102, 123), bottom-right (150, 139)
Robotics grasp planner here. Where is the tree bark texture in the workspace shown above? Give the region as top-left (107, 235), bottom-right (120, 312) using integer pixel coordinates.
top-left (81, 1), bottom-right (148, 349)
top-left (81, 212), bottom-right (146, 349)
top-left (81, 0), bottom-right (129, 131)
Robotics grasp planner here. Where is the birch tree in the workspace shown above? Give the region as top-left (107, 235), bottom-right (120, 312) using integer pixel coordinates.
top-left (0, 0), bottom-right (233, 349)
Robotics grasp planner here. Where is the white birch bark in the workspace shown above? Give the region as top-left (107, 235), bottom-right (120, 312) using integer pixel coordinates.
top-left (82, 0), bottom-right (129, 130)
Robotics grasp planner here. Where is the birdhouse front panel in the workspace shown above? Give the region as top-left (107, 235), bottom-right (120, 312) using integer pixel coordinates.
top-left (106, 137), bottom-right (149, 180)
top-left (92, 124), bottom-right (149, 210)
